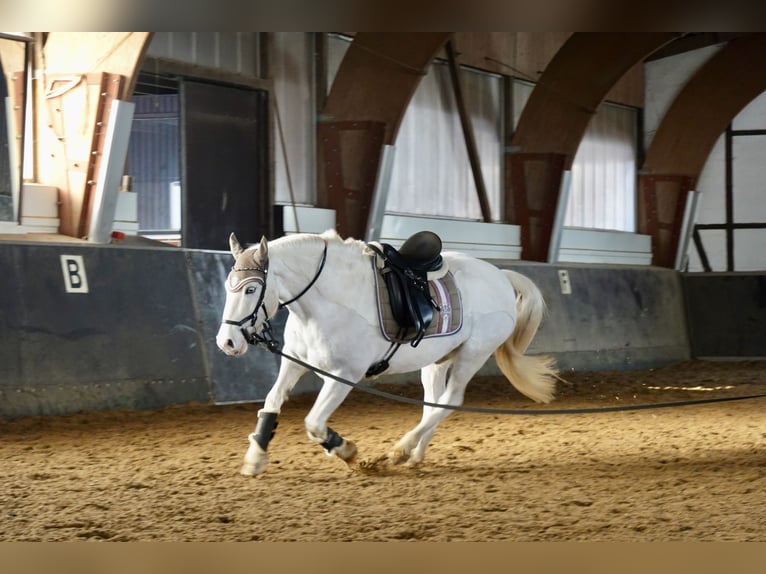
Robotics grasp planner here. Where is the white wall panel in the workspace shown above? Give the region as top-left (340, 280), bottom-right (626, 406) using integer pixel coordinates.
top-left (695, 136), bottom-right (726, 217)
top-left (643, 44), bottom-right (722, 151)
top-left (511, 79), bottom-right (534, 129)
top-left (272, 32), bottom-right (315, 205)
top-left (558, 228), bottom-right (651, 265)
top-left (733, 135), bottom-right (766, 223)
top-left (387, 62), bottom-right (503, 220)
top-left (566, 103), bottom-right (638, 232)
top-left (380, 214), bottom-right (521, 259)
top-left (147, 32), bottom-right (260, 77)
top-left (687, 229), bottom-right (726, 271)
top-left (687, 89), bottom-right (766, 271)
top-left (733, 230), bottom-right (766, 270)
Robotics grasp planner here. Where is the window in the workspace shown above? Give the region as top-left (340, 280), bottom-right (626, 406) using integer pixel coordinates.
top-left (327, 35), bottom-right (503, 221)
top-left (567, 103), bottom-right (638, 232)
top-left (387, 61), bottom-right (503, 220)
top-left (128, 79), bottom-right (181, 238)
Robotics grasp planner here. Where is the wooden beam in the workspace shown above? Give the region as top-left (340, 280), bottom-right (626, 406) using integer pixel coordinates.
top-left (507, 33), bottom-right (679, 261)
top-left (39, 33), bottom-right (152, 101)
top-left (317, 120), bottom-right (386, 240)
top-left (505, 152), bottom-right (565, 261)
top-left (318, 33), bottom-right (449, 239)
top-left (637, 174), bottom-right (694, 268)
top-left (640, 33), bottom-right (766, 268)
top-left (511, 33), bottom-right (679, 158)
top-left (643, 33), bottom-right (766, 178)
top-left (33, 32), bottom-right (152, 238)
top-left (445, 39), bottom-right (492, 223)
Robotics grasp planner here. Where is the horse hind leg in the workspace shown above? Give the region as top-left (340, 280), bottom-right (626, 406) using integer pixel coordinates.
top-left (388, 348), bottom-right (487, 466)
top-left (393, 361), bottom-right (451, 466)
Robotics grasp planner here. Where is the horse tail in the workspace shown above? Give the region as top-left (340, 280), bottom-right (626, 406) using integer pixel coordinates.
top-left (494, 270), bottom-right (557, 404)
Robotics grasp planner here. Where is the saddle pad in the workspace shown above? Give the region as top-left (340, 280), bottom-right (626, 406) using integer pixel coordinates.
top-left (371, 258), bottom-right (463, 343)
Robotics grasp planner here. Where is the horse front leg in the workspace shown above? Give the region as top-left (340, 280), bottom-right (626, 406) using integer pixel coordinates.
top-left (304, 377), bottom-right (357, 466)
top-left (241, 357), bottom-right (308, 477)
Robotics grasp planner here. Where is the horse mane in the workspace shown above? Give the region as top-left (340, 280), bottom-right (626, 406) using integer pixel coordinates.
top-left (319, 229), bottom-right (366, 247)
top-left (265, 231), bottom-right (372, 295)
top-left (271, 229), bottom-right (368, 254)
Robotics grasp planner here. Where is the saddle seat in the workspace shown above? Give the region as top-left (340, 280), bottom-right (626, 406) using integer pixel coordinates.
top-left (369, 231), bottom-right (446, 349)
top-left (391, 230), bottom-right (445, 277)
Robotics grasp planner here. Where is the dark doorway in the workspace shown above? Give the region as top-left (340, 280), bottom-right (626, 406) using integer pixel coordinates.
top-left (180, 80), bottom-right (270, 250)
top-left (128, 73), bottom-right (271, 250)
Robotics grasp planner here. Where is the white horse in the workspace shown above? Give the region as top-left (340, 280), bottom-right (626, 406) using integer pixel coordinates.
top-left (216, 230), bottom-right (557, 476)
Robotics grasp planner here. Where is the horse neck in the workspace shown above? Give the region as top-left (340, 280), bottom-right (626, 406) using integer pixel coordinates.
top-left (268, 234), bottom-right (366, 313)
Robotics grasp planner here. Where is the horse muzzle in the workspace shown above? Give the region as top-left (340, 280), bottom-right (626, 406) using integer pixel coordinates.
top-left (216, 324), bottom-right (250, 356)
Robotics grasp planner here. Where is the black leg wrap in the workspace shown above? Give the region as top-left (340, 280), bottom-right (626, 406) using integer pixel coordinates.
top-left (253, 411), bottom-right (279, 451)
top-left (321, 427), bottom-right (344, 453)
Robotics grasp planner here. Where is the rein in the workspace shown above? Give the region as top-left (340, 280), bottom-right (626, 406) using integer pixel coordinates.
top-left (252, 339), bottom-right (766, 416)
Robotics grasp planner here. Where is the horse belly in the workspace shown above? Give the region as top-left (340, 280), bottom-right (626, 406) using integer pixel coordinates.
top-left (381, 330), bottom-right (468, 375)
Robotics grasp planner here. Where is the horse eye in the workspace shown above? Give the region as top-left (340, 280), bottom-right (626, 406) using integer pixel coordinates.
top-left (245, 285), bottom-right (257, 295)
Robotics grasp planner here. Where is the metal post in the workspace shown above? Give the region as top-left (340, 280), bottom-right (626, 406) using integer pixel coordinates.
top-left (5, 97), bottom-right (20, 221)
top-left (445, 39), bottom-right (492, 223)
top-left (87, 100), bottom-right (135, 243)
top-left (547, 170), bottom-right (572, 263)
top-left (725, 124), bottom-right (734, 271)
top-left (365, 144), bottom-right (396, 242)
top-left (674, 189), bottom-right (700, 270)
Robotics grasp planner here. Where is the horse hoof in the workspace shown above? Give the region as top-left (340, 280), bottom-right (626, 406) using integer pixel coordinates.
top-left (387, 448), bottom-right (409, 466)
top-left (240, 464), bottom-right (259, 476)
top-left (337, 440), bottom-right (358, 465)
top-left (405, 457), bottom-right (424, 468)
top-left (240, 459), bottom-right (267, 476)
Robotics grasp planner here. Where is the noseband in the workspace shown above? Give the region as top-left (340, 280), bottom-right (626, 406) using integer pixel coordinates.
top-left (222, 240), bottom-right (328, 348)
top-left (222, 263), bottom-right (269, 341)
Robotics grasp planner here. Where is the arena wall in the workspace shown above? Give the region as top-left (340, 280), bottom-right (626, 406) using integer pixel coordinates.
top-left (501, 262), bottom-right (690, 372)
top-left (1, 241), bottom-right (696, 419)
top-left (0, 242), bottom-right (211, 419)
top-left (683, 272), bottom-right (766, 358)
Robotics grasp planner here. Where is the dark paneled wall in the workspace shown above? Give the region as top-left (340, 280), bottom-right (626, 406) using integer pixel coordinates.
top-left (683, 273), bottom-right (766, 357)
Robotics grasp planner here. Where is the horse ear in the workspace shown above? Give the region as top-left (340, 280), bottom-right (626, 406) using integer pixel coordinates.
top-left (229, 233), bottom-right (244, 259)
top-left (253, 236), bottom-right (269, 265)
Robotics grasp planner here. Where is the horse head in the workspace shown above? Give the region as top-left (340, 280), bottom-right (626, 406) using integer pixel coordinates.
top-left (216, 233), bottom-right (275, 356)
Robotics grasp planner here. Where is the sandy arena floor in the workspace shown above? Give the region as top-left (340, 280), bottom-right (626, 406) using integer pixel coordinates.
top-left (1, 359), bottom-right (764, 541)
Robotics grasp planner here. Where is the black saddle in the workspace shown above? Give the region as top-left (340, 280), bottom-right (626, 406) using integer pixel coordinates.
top-left (371, 231), bottom-right (444, 347)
